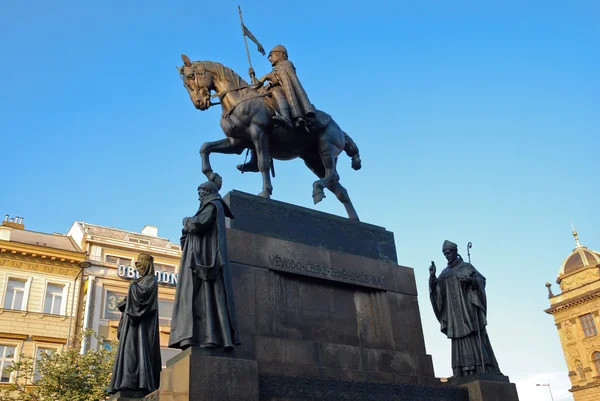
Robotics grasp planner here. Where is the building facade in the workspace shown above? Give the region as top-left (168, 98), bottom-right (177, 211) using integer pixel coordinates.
top-left (67, 222), bottom-right (182, 366)
top-left (545, 229), bottom-right (600, 401)
top-left (0, 215), bottom-right (85, 387)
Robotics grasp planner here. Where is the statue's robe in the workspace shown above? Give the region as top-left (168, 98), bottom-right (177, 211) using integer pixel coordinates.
top-left (108, 275), bottom-right (161, 394)
top-left (429, 257), bottom-right (501, 377)
top-left (169, 194), bottom-right (240, 350)
top-left (271, 60), bottom-right (316, 119)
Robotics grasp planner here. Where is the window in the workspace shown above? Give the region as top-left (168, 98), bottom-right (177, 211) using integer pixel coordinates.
top-left (128, 237), bottom-right (150, 245)
top-left (44, 284), bottom-right (64, 315)
top-left (594, 352), bottom-right (600, 376)
top-left (154, 263), bottom-right (176, 273)
top-left (104, 291), bottom-right (126, 320)
top-left (3, 278), bottom-right (26, 310)
top-left (33, 347), bottom-right (55, 382)
top-left (0, 345), bottom-right (16, 383)
top-left (105, 255), bottom-right (133, 266)
top-left (159, 300), bottom-right (174, 326)
top-left (580, 314), bottom-right (598, 337)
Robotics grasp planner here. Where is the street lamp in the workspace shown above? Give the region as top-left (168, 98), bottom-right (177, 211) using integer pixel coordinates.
top-left (536, 383), bottom-right (555, 401)
top-left (66, 260), bottom-right (93, 346)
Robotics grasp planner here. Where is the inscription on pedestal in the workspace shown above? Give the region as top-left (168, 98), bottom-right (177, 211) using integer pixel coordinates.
top-left (268, 254), bottom-right (387, 288)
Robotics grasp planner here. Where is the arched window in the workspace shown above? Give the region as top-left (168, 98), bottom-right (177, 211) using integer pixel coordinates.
top-left (593, 352), bottom-right (600, 375)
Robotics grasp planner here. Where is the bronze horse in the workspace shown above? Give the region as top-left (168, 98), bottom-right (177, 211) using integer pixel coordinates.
top-left (179, 54), bottom-right (362, 220)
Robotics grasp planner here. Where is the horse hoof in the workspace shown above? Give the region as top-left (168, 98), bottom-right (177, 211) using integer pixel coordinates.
top-left (208, 173), bottom-right (223, 190)
top-left (313, 191), bottom-right (325, 204)
top-left (258, 191), bottom-right (271, 199)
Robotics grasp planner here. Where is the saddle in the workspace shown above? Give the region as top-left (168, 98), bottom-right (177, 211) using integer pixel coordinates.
top-left (265, 94), bottom-right (331, 132)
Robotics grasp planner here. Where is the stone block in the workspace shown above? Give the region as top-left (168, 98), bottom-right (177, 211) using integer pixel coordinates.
top-left (108, 390), bottom-right (150, 401)
top-left (459, 378), bottom-right (520, 401)
top-left (255, 336), bottom-right (317, 367)
top-left (328, 250), bottom-right (394, 291)
top-left (354, 291), bottom-right (394, 350)
top-left (258, 373), bottom-right (469, 401)
top-left (298, 279), bottom-right (359, 346)
top-left (159, 348), bottom-right (258, 401)
top-left (387, 292), bottom-right (427, 354)
top-left (418, 354), bottom-right (435, 377)
top-left (392, 264), bottom-right (418, 295)
top-left (224, 190), bottom-right (397, 262)
top-left (227, 229), bottom-right (392, 291)
top-left (361, 348), bottom-right (420, 376)
top-left (230, 262), bottom-right (257, 335)
top-left (317, 343), bottom-right (362, 371)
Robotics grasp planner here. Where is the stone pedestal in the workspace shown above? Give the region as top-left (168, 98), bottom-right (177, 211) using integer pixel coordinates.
top-left (148, 191), bottom-right (470, 401)
top-left (156, 347), bottom-right (259, 401)
top-left (459, 380), bottom-right (520, 401)
top-left (450, 375), bottom-right (520, 401)
top-left (108, 390), bottom-right (152, 401)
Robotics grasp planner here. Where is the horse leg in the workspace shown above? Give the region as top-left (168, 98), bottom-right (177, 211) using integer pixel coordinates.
top-left (303, 154), bottom-right (359, 220)
top-left (200, 138), bottom-right (245, 187)
top-left (328, 182), bottom-right (359, 221)
top-left (312, 143), bottom-right (340, 204)
top-left (250, 127), bottom-right (273, 198)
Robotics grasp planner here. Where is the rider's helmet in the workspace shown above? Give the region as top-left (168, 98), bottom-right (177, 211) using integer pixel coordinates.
top-left (269, 45), bottom-right (288, 60)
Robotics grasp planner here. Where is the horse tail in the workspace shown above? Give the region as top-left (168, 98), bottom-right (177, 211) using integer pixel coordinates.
top-left (343, 131), bottom-right (362, 170)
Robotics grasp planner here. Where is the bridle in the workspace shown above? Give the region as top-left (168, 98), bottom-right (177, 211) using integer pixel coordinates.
top-left (182, 62), bottom-right (267, 120)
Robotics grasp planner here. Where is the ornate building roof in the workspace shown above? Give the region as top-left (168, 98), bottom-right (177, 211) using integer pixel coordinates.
top-left (557, 225), bottom-right (600, 281)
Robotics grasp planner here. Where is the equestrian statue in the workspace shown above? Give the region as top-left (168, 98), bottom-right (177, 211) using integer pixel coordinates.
top-left (178, 47), bottom-right (362, 221)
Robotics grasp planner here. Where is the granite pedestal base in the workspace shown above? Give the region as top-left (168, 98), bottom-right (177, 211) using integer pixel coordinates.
top-left (155, 347), bottom-right (258, 401)
top-left (108, 389), bottom-right (152, 401)
top-left (450, 374), bottom-right (520, 401)
top-left (142, 191), bottom-right (471, 400)
top-left (459, 380), bottom-right (519, 401)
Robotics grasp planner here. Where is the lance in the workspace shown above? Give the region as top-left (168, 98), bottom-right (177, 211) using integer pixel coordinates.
top-left (467, 241), bottom-right (486, 372)
top-left (238, 6), bottom-right (254, 74)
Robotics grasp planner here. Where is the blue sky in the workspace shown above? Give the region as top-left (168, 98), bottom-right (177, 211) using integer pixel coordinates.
top-left (1, 1), bottom-right (599, 399)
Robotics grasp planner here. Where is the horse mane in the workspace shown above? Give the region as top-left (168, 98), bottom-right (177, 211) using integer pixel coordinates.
top-left (193, 61), bottom-right (249, 87)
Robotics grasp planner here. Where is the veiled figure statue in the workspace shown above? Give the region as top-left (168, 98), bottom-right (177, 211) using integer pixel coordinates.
top-left (178, 49), bottom-right (362, 221)
top-left (108, 253), bottom-right (161, 396)
top-left (429, 240), bottom-right (502, 378)
top-left (169, 182), bottom-right (240, 350)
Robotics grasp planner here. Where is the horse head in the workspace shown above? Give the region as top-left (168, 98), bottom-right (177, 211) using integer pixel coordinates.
top-left (179, 55), bottom-right (213, 111)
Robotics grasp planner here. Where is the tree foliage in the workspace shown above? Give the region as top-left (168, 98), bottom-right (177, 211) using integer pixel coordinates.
top-left (0, 330), bottom-right (117, 401)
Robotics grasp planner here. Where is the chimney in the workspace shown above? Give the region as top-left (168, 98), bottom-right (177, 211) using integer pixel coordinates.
top-left (141, 225), bottom-right (159, 237)
top-left (2, 214), bottom-right (25, 230)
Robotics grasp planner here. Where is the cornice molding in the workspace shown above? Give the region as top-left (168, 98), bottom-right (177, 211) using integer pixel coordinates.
top-left (545, 290), bottom-right (600, 314)
top-left (0, 239), bottom-right (84, 261)
top-left (85, 236), bottom-right (181, 258)
top-left (0, 254), bottom-right (80, 277)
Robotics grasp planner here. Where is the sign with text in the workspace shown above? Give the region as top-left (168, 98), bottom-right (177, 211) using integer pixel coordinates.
top-left (104, 290), bottom-right (126, 320)
top-left (117, 265), bottom-right (178, 286)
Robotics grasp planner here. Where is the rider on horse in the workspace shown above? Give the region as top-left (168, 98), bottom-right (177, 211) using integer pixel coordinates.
top-left (250, 45), bottom-right (318, 130)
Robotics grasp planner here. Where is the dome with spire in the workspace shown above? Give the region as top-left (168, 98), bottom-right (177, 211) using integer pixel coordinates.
top-left (558, 224), bottom-right (600, 279)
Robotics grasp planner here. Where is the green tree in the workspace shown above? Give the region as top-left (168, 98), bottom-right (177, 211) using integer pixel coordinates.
top-left (0, 330), bottom-right (117, 401)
